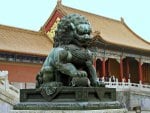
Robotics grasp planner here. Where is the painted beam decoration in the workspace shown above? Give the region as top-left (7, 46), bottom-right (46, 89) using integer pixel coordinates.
top-left (46, 17), bottom-right (60, 42)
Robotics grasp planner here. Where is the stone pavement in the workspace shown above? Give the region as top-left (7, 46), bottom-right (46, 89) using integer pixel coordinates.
top-left (128, 111), bottom-right (150, 113)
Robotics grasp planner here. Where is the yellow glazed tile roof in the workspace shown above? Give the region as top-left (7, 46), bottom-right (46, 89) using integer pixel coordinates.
top-left (0, 24), bottom-right (52, 56)
top-left (52, 3), bottom-right (150, 51)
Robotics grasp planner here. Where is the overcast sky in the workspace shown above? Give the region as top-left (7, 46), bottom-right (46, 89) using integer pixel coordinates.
top-left (0, 0), bottom-right (150, 42)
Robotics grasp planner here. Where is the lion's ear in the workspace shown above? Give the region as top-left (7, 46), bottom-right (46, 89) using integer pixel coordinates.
top-left (69, 22), bottom-right (75, 30)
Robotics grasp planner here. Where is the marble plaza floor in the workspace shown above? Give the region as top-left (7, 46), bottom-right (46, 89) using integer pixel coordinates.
top-left (128, 111), bottom-right (150, 113)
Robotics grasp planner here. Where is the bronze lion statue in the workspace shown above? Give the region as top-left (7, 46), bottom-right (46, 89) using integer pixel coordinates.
top-left (36, 14), bottom-right (103, 88)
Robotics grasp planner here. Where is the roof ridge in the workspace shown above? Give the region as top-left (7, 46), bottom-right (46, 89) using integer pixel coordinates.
top-left (61, 4), bottom-right (121, 23)
top-left (0, 24), bottom-right (43, 36)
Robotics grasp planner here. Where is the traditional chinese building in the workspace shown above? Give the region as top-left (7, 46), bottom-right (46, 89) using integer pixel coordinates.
top-left (0, 1), bottom-right (150, 88)
top-left (0, 25), bottom-right (52, 88)
top-left (41, 1), bottom-right (150, 84)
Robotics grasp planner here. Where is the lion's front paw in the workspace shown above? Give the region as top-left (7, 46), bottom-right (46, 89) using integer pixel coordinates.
top-left (77, 71), bottom-right (87, 77)
top-left (93, 80), bottom-right (105, 87)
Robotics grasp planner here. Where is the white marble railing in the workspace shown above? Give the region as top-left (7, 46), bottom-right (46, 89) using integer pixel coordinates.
top-left (0, 71), bottom-right (19, 97)
top-left (101, 78), bottom-right (150, 92)
top-left (0, 71), bottom-right (9, 89)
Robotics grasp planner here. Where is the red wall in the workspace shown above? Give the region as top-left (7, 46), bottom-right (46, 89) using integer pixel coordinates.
top-left (109, 59), bottom-right (120, 81)
top-left (0, 61), bottom-right (42, 83)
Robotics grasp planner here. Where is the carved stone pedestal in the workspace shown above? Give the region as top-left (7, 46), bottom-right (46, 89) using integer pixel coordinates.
top-left (14, 87), bottom-right (123, 110)
top-left (11, 109), bottom-right (128, 113)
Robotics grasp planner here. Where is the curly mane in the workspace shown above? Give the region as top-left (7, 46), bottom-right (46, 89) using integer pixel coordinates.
top-left (54, 14), bottom-right (91, 47)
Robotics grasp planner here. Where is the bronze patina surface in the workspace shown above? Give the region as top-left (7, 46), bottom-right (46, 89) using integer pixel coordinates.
top-left (36, 14), bottom-right (104, 88)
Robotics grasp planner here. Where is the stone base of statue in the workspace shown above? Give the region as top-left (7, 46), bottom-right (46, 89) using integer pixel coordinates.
top-left (11, 109), bottom-right (128, 113)
top-left (14, 87), bottom-right (125, 110)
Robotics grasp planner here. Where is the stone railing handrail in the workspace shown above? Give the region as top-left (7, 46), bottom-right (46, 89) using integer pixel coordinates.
top-left (102, 79), bottom-right (150, 92)
top-left (0, 80), bottom-right (19, 97)
top-left (9, 84), bottom-right (19, 93)
top-left (0, 70), bottom-right (19, 97)
top-left (0, 70), bottom-right (8, 76)
top-left (0, 70), bottom-right (8, 80)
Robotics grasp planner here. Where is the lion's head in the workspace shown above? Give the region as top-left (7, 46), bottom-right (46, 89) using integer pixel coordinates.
top-left (54, 14), bottom-right (93, 47)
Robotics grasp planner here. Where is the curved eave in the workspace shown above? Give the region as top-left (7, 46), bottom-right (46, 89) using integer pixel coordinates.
top-left (96, 34), bottom-right (150, 54)
top-left (0, 49), bottom-right (49, 57)
top-left (95, 19), bottom-right (150, 52)
top-left (122, 21), bottom-right (150, 44)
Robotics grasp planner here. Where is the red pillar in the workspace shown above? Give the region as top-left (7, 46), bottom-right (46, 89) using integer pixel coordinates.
top-left (119, 57), bottom-right (123, 82)
top-left (102, 57), bottom-right (106, 77)
top-left (93, 58), bottom-right (96, 68)
top-left (108, 59), bottom-right (111, 75)
top-left (126, 59), bottom-right (130, 79)
top-left (138, 59), bottom-right (143, 83)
